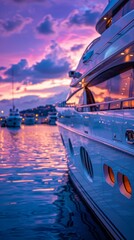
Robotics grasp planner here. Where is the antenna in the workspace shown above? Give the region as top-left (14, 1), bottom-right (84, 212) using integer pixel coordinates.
top-left (12, 69), bottom-right (14, 109)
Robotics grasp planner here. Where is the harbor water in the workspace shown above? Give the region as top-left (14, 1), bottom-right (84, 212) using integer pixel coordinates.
top-left (0, 125), bottom-right (109, 240)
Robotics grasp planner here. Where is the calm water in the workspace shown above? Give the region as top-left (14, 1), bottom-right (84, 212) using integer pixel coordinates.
top-left (0, 125), bottom-right (109, 240)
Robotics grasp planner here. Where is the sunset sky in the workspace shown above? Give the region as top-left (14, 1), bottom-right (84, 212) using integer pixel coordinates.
top-left (0, 0), bottom-right (107, 115)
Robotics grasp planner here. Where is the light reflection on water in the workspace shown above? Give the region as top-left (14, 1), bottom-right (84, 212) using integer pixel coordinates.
top-left (0, 125), bottom-right (108, 240)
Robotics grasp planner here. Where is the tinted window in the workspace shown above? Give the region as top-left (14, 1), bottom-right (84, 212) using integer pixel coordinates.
top-left (89, 69), bottom-right (133, 103)
top-left (66, 88), bottom-right (85, 105)
top-left (66, 87), bottom-right (95, 106)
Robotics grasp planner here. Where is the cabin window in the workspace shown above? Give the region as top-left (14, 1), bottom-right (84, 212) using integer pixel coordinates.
top-left (117, 172), bottom-right (132, 199)
top-left (122, 99), bottom-right (134, 109)
top-left (109, 101), bottom-right (121, 110)
top-left (66, 87), bottom-right (95, 106)
top-left (112, 6), bottom-right (123, 23)
top-left (66, 88), bottom-right (85, 106)
top-left (123, 0), bottom-right (134, 15)
top-left (89, 80), bottom-right (110, 103)
top-left (89, 69), bottom-right (133, 103)
top-left (106, 18), bottom-right (112, 29)
top-left (112, 0), bottom-right (132, 23)
top-left (103, 164), bottom-right (115, 187)
top-left (80, 147), bottom-right (93, 181)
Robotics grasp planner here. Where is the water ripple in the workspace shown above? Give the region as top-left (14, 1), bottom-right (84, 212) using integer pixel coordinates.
top-left (0, 125), bottom-right (109, 240)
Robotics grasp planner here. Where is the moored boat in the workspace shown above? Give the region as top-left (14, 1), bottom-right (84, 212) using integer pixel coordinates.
top-left (6, 70), bottom-right (22, 128)
top-left (6, 106), bottom-right (22, 128)
top-left (47, 112), bottom-right (57, 125)
top-left (24, 113), bottom-right (35, 125)
top-left (56, 0), bottom-right (134, 239)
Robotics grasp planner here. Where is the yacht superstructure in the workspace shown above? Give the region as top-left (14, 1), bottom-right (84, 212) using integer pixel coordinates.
top-left (6, 106), bottom-right (22, 128)
top-left (56, 0), bottom-right (134, 239)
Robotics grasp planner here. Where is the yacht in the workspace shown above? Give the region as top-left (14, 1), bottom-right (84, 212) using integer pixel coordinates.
top-left (47, 112), bottom-right (57, 125)
top-left (56, 0), bottom-right (134, 239)
top-left (6, 70), bottom-right (22, 128)
top-left (6, 106), bottom-right (22, 128)
top-left (24, 113), bottom-right (35, 125)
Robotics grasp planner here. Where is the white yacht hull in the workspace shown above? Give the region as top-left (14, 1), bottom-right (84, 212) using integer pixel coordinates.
top-left (56, 1), bottom-right (134, 239)
top-left (6, 116), bottom-right (22, 128)
top-left (57, 117), bottom-right (134, 240)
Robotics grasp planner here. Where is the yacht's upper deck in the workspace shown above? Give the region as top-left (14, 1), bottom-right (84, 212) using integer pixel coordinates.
top-left (96, 0), bottom-right (134, 34)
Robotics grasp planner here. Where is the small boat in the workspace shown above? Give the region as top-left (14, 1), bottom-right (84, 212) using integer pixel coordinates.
top-left (0, 116), bottom-right (6, 127)
top-left (24, 113), bottom-right (35, 125)
top-left (6, 70), bottom-right (22, 128)
top-left (47, 112), bottom-right (57, 125)
top-left (6, 106), bottom-right (22, 128)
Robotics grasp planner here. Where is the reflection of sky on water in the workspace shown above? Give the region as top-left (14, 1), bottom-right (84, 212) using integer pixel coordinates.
top-left (0, 125), bottom-right (108, 240)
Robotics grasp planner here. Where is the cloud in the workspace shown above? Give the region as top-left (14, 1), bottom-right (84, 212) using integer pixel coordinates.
top-left (36, 15), bottom-right (55, 35)
top-left (34, 57), bottom-right (70, 78)
top-left (5, 59), bottom-right (28, 77)
top-left (67, 9), bottom-right (100, 27)
top-left (1, 42), bottom-right (71, 85)
top-left (0, 66), bottom-right (6, 71)
top-left (0, 14), bottom-right (33, 36)
top-left (71, 44), bottom-right (84, 52)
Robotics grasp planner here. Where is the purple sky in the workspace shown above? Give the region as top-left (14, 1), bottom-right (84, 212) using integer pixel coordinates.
top-left (0, 0), bottom-right (107, 115)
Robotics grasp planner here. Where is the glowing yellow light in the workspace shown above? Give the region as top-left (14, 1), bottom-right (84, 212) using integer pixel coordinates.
top-left (104, 17), bottom-right (107, 20)
top-left (130, 54), bottom-right (134, 57)
top-left (36, 114), bottom-right (38, 117)
top-left (121, 52), bottom-right (125, 55)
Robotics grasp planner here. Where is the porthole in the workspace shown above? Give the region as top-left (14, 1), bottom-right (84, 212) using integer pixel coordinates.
top-left (103, 164), bottom-right (115, 187)
top-left (68, 139), bottom-right (74, 155)
top-left (80, 147), bottom-right (93, 180)
top-left (117, 172), bottom-right (132, 199)
top-left (60, 134), bottom-right (65, 146)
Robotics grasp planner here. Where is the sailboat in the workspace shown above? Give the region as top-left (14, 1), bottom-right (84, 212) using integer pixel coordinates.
top-left (6, 70), bottom-right (22, 128)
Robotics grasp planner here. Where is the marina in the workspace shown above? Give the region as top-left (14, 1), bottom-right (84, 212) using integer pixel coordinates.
top-left (0, 0), bottom-right (134, 239)
top-left (56, 0), bottom-right (134, 239)
top-left (0, 125), bottom-right (109, 240)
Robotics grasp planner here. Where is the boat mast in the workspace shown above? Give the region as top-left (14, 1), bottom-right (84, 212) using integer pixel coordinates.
top-left (12, 69), bottom-right (15, 110)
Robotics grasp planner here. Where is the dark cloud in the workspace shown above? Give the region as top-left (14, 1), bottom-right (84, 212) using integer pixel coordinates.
top-left (71, 44), bottom-right (84, 51)
top-left (0, 66), bottom-right (6, 71)
top-left (36, 15), bottom-right (54, 35)
top-left (0, 14), bottom-right (32, 36)
top-left (5, 59), bottom-right (28, 77)
top-left (34, 57), bottom-right (70, 77)
top-left (1, 50), bottom-right (71, 84)
top-left (68, 9), bottom-right (99, 26)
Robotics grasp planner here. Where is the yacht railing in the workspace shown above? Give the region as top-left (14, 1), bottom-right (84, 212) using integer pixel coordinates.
top-left (57, 97), bottom-right (134, 112)
top-left (76, 97), bottom-right (134, 112)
